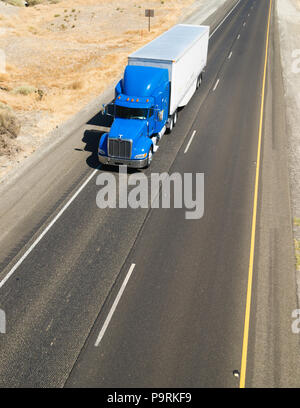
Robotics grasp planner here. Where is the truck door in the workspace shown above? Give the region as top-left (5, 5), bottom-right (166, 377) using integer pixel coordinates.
top-left (148, 107), bottom-right (155, 137)
top-left (156, 94), bottom-right (168, 132)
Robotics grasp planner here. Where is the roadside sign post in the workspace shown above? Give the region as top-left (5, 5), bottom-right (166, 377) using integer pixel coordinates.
top-left (145, 9), bottom-right (154, 32)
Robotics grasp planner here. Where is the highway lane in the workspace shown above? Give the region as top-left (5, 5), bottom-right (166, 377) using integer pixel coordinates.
top-left (70, 0), bottom-right (300, 387)
top-left (65, 0), bottom-right (270, 388)
top-left (0, 0), bottom-right (255, 387)
top-left (66, 2), bottom-right (284, 387)
top-left (0, 0), bottom-right (297, 388)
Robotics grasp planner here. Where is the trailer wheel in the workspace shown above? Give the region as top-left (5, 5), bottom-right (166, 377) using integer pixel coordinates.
top-left (173, 110), bottom-right (178, 126)
top-left (197, 73), bottom-right (202, 89)
top-left (166, 116), bottom-right (173, 134)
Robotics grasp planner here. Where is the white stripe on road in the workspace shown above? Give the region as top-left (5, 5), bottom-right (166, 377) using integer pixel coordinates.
top-left (213, 78), bottom-right (220, 91)
top-left (209, 0), bottom-right (242, 38)
top-left (95, 263), bottom-right (136, 347)
top-left (228, 51), bottom-right (233, 59)
top-left (0, 167), bottom-right (100, 289)
top-left (184, 130), bottom-right (196, 154)
top-left (237, 33), bottom-right (241, 39)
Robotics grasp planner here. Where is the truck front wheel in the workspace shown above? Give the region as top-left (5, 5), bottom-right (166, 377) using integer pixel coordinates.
top-left (145, 147), bottom-right (153, 168)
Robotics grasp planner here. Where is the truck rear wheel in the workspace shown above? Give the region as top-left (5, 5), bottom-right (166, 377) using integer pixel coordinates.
top-left (166, 116), bottom-right (173, 134)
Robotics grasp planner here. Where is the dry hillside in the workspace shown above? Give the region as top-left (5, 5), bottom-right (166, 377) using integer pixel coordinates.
top-left (0, 0), bottom-right (193, 178)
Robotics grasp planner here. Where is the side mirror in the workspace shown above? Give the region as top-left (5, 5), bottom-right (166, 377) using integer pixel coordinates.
top-left (158, 110), bottom-right (164, 121)
top-left (102, 103), bottom-right (115, 117)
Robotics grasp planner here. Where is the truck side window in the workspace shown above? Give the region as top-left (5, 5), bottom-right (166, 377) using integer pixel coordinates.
top-left (149, 108), bottom-right (154, 118)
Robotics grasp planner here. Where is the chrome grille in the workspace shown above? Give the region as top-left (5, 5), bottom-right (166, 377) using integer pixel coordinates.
top-left (108, 139), bottom-right (132, 159)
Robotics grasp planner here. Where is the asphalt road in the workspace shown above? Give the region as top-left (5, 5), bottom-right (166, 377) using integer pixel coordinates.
top-left (66, 0), bottom-right (270, 388)
top-left (0, 0), bottom-right (299, 388)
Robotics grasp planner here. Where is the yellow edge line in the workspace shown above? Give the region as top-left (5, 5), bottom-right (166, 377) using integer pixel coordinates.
top-left (239, 0), bottom-right (273, 388)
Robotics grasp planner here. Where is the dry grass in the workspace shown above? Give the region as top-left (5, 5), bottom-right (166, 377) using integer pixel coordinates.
top-left (0, 105), bottom-right (20, 138)
top-left (0, 73), bottom-right (10, 83)
top-left (0, 0), bottom-right (193, 176)
top-left (68, 80), bottom-right (84, 90)
top-left (3, 0), bottom-right (25, 6)
top-left (12, 85), bottom-right (37, 95)
top-left (26, 0), bottom-right (43, 5)
top-left (294, 217), bottom-right (300, 227)
top-left (0, 104), bottom-right (21, 158)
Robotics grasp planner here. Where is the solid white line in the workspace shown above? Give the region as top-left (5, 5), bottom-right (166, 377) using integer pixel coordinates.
top-left (213, 78), bottom-right (220, 91)
top-left (0, 167), bottom-right (100, 289)
top-left (209, 0), bottom-right (242, 38)
top-left (228, 51), bottom-right (233, 59)
top-left (184, 130), bottom-right (196, 154)
top-left (95, 263), bottom-right (136, 347)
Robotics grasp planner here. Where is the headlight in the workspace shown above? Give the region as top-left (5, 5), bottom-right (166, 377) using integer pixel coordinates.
top-left (134, 153), bottom-right (147, 159)
top-left (98, 148), bottom-right (105, 155)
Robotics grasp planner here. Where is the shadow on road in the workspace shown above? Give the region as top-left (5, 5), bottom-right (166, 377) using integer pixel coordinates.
top-left (83, 129), bottom-right (104, 169)
top-left (83, 110), bottom-right (113, 169)
top-left (87, 110), bottom-right (114, 127)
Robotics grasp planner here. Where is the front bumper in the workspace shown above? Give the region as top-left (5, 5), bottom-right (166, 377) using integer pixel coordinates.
top-left (98, 154), bottom-right (148, 168)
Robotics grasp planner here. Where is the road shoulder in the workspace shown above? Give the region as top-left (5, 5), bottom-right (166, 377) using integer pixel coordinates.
top-left (247, 1), bottom-right (300, 387)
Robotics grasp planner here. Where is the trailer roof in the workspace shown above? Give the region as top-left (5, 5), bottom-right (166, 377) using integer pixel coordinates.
top-left (129, 24), bottom-right (209, 62)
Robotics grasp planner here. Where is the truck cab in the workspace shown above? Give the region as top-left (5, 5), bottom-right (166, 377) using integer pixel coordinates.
top-left (98, 65), bottom-right (170, 168)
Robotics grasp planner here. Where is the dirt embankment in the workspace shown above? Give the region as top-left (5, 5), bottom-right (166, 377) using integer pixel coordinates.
top-left (0, 0), bottom-right (193, 178)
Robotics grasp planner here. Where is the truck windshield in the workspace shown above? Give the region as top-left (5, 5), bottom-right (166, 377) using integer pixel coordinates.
top-left (115, 106), bottom-right (148, 120)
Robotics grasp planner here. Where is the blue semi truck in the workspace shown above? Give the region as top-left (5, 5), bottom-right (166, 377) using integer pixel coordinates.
top-left (98, 24), bottom-right (209, 168)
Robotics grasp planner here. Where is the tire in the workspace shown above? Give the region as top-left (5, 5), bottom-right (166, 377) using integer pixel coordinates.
top-left (197, 73), bottom-right (202, 89)
top-left (145, 147), bottom-right (153, 168)
top-left (173, 110), bottom-right (178, 127)
top-left (166, 116), bottom-right (173, 134)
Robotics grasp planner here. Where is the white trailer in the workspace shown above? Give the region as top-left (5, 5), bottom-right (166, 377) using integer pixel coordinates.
top-left (128, 24), bottom-right (209, 121)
